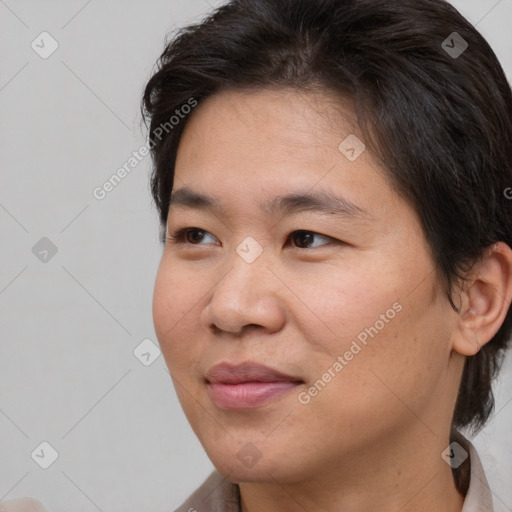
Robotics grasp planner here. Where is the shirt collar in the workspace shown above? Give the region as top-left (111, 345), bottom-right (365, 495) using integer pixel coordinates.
top-left (455, 431), bottom-right (494, 512)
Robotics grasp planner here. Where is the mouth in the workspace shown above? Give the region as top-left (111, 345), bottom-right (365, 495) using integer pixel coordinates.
top-left (205, 361), bottom-right (304, 410)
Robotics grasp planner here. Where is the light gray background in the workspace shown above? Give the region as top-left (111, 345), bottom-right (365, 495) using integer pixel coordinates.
top-left (0, 0), bottom-right (511, 511)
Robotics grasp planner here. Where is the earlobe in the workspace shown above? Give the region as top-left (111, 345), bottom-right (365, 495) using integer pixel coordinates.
top-left (452, 313), bottom-right (482, 357)
top-left (452, 242), bottom-right (512, 357)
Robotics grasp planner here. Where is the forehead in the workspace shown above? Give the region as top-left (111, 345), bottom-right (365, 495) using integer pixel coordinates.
top-left (172, 87), bottom-right (395, 221)
top-left (177, 87), bottom-right (360, 165)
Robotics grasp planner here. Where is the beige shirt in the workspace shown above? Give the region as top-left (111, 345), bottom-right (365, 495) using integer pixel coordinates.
top-left (173, 433), bottom-right (494, 512)
top-left (0, 433), bottom-right (494, 511)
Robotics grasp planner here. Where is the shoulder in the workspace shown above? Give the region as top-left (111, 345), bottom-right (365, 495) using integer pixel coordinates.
top-left (172, 470), bottom-right (241, 512)
top-left (0, 498), bottom-right (47, 512)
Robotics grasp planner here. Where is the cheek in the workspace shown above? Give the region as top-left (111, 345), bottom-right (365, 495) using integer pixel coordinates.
top-left (152, 265), bottom-right (213, 440)
top-left (296, 260), bottom-right (404, 354)
top-left (301, 253), bottom-right (447, 400)
top-left (152, 261), bottom-right (200, 370)
top-left (315, 283), bottom-right (449, 429)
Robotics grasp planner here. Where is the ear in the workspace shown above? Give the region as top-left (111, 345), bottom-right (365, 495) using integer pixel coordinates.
top-left (452, 242), bottom-right (512, 356)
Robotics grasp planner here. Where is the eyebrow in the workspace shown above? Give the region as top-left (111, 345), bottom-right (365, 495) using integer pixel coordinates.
top-left (168, 186), bottom-right (373, 221)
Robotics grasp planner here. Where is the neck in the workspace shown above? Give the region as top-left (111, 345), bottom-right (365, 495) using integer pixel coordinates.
top-left (239, 426), bottom-right (466, 512)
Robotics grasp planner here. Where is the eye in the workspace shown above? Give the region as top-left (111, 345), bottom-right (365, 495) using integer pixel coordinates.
top-left (289, 230), bottom-right (333, 249)
top-left (166, 227), bottom-right (217, 245)
top-left (167, 227), bottom-right (336, 249)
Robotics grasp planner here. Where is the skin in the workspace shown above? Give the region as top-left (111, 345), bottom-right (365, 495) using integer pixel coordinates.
top-left (152, 88), bottom-right (512, 512)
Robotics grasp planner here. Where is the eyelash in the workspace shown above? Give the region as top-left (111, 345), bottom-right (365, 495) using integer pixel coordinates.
top-left (166, 227), bottom-right (340, 249)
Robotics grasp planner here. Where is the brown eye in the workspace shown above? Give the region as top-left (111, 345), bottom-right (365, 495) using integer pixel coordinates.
top-left (289, 230), bottom-right (332, 249)
top-left (167, 228), bottom-right (217, 245)
top-left (185, 229), bottom-right (207, 244)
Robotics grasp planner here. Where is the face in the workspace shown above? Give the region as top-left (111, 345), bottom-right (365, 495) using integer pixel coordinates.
top-left (153, 88), bottom-right (460, 484)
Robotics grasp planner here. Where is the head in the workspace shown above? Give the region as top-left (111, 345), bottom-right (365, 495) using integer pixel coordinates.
top-left (143, 0), bottom-right (512, 487)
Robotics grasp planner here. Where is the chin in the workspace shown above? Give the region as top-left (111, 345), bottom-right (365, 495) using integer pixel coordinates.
top-left (204, 442), bottom-right (308, 485)
top-left (211, 460), bottom-right (289, 484)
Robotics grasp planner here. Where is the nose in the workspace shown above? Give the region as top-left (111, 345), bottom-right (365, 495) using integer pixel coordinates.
top-left (200, 248), bottom-right (286, 336)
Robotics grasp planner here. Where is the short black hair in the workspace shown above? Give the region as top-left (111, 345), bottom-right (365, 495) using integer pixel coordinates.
top-left (142, 0), bottom-right (512, 436)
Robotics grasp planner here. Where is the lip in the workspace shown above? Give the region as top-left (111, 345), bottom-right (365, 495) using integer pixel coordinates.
top-left (205, 362), bottom-right (303, 409)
